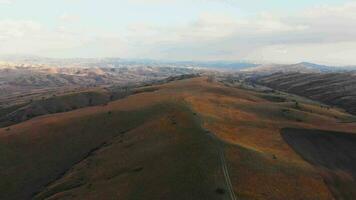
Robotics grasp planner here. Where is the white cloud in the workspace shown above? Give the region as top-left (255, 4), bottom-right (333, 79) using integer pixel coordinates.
top-left (0, 0), bottom-right (13, 5)
top-left (0, 19), bottom-right (108, 56)
top-left (1, 1), bottom-right (356, 65)
top-left (0, 20), bottom-right (42, 39)
top-left (120, 2), bottom-right (356, 64)
top-left (129, 0), bottom-right (223, 4)
top-left (304, 2), bottom-right (356, 19)
top-left (59, 13), bottom-right (81, 23)
top-left (121, 11), bottom-right (309, 60)
top-left (126, 12), bottom-right (306, 45)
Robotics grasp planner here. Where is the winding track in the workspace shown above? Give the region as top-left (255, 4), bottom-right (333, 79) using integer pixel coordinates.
top-left (218, 142), bottom-right (237, 200)
top-left (205, 130), bottom-right (237, 200)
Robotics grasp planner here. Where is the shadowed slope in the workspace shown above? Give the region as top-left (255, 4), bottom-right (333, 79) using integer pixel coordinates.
top-left (281, 128), bottom-right (356, 199)
top-left (0, 78), bottom-right (229, 200)
top-left (33, 105), bottom-right (227, 200)
top-left (0, 104), bottom-right (168, 199)
top-left (256, 72), bottom-right (356, 115)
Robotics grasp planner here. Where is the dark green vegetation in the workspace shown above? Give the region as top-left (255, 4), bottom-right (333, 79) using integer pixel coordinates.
top-left (281, 128), bottom-right (356, 200)
top-left (255, 72), bottom-right (356, 115)
top-left (258, 94), bottom-right (287, 103)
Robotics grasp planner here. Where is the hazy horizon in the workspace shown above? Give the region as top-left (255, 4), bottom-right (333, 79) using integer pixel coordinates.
top-left (1, 0), bottom-right (356, 65)
top-left (2, 54), bottom-right (356, 68)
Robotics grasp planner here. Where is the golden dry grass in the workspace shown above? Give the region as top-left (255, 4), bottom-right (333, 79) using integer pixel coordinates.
top-left (1, 76), bottom-right (356, 200)
top-left (184, 77), bottom-right (356, 200)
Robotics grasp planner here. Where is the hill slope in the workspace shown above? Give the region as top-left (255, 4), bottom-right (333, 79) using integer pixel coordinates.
top-left (282, 128), bottom-right (356, 200)
top-left (255, 72), bottom-right (356, 115)
top-left (1, 77), bottom-right (356, 200)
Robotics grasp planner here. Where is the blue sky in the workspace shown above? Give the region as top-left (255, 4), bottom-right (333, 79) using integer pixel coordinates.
top-left (1, 0), bottom-right (356, 65)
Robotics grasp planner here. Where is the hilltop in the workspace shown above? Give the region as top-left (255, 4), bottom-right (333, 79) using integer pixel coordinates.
top-left (0, 77), bottom-right (355, 200)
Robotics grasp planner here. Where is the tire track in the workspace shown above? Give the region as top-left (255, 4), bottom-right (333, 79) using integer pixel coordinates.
top-left (205, 129), bottom-right (237, 200)
top-left (218, 142), bottom-right (237, 200)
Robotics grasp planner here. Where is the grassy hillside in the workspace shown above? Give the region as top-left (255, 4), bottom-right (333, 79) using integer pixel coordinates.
top-left (33, 104), bottom-right (226, 200)
top-left (0, 89), bottom-right (111, 128)
top-left (185, 77), bottom-right (356, 200)
top-left (282, 128), bottom-right (356, 200)
top-left (0, 74), bottom-right (198, 128)
top-left (255, 72), bottom-right (356, 115)
top-left (1, 77), bottom-right (356, 200)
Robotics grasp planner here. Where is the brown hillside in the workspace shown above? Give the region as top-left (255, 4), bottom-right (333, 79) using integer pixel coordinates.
top-left (255, 72), bottom-right (356, 115)
top-left (1, 77), bottom-right (356, 200)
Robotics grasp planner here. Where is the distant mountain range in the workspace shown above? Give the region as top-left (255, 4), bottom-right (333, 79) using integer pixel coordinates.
top-left (0, 55), bottom-right (258, 70)
top-left (241, 62), bottom-right (356, 74)
top-left (1, 55), bottom-right (356, 73)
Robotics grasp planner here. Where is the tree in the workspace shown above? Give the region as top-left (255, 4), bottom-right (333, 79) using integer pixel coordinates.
top-left (294, 101), bottom-right (300, 109)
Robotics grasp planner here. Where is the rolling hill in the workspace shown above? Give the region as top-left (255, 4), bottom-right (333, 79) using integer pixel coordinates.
top-left (0, 74), bottom-right (198, 128)
top-left (242, 62), bottom-right (356, 74)
top-left (282, 128), bottom-right (356, 200)
top-left (1, 77), bottom-right (356, 200)
top-left (0, 89), bottom-right (112, 127)
top-left (254, 72), bottom-right (356, 115)
top-left (0, 63), bottom-right (198, 102)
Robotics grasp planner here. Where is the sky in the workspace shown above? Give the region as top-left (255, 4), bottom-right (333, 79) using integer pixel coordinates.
top-left (1, 0), bottom-right (356, 65)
